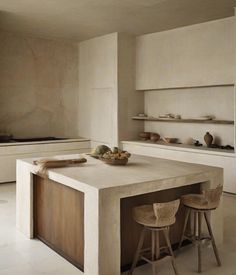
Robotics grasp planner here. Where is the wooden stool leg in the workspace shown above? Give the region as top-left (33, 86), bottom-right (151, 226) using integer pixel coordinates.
top-left (152, 230), bottom-right (155, 261)
top-left (197, 212), bottom-right (202, 273)
top-left (152, 260), bottom-right (156, 275)
top-left (163, 228), bottom-right (179, 275)
top-left (151, 230), bottom-right (156, 275)
top-left (155, 230), bottom-right (160, 259)
top-left (204, 212), bottom-right (221, 267)
top-left (128, 227), bottom-right (146, 275)
top-left (152, 230), bottom-right (160, 275)
top-left (194, 211), bottom-right (197, 240)
top-left (178, 208), bottom-right (191, 249)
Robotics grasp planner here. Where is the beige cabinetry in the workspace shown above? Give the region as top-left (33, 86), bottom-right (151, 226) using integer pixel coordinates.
top-left (136, 17), bottom-right (235, 90)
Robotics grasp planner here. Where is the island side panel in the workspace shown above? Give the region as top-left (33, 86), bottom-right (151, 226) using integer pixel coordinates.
top-left (33, 175), bottom-right (84, 271)
top-left (84, 187), bottom-right (100, 275)
top-left (98, 190), bottom-right (121, 275)
top-left (16, 160), bottom-right (33, 238)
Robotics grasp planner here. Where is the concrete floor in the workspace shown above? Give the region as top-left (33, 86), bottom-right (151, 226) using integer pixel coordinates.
top-left (0, 183), bottom-right (236, 275)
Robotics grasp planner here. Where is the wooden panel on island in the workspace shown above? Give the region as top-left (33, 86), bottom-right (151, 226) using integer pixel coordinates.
top-left (33, 175), bottom-right (201, 272)
top-left (33, 175), bottom-right (84, 271)
top-left (120, 183), bottom-right (201, 271)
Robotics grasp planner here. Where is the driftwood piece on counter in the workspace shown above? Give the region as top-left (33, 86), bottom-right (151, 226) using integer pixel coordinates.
top-left (33, 158), bottom-right (87, 177)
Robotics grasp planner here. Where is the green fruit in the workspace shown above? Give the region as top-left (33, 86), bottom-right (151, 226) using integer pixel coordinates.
top-left (92, 145), bottom-right (111, 156)
top-left (112, 147), bottom-right (119, 154)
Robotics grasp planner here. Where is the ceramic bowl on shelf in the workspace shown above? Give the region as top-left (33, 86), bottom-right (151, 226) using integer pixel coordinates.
top-left (150, 133), bottom-right (160, 142)
top-left (163, 137), bottom-right (178, 144)
top-left (137, 113), bottom-right (147, 117)
top-left (139, 132), bottom-right (151, 140)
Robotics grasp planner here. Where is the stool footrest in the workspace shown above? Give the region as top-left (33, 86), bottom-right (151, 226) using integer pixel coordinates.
top-left (141, 255), bottom-right (172, 265)
top-left (183, 234), bottom-right (212, 244)
top-left (140, 247), bottom-right (151, 253)
top-left (140, 246), bottom-right (169, 254)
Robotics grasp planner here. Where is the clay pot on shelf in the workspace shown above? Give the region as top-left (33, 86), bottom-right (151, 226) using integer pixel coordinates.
top-left (150, 133), bottom-right (160, 142)
top-left (139, 132), bottom-right (151, 140)
top-left (204, 132), bottom-right (213, 147)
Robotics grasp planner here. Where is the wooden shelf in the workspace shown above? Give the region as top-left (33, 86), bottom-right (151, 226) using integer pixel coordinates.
top-left (132, 116), bottom-right (234, 125)
top-left (136, 83), bottom-right (234, 91)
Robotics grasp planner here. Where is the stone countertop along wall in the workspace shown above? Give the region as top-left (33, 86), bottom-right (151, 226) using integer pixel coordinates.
top-left (0, 31), bottom-right (79, 138)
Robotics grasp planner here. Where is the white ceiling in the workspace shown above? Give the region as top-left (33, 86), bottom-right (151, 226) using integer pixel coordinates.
top-left (0, 0), bottom-right (236, 41)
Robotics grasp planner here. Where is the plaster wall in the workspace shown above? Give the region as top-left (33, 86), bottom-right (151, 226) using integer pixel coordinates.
top-left (0, 31), bottom-right (79, 138)
top-left (136, 17), bottom-right (235, 90)
top-left (118, 33), bottom-right (144, 142)
top-left (78, 33), bottom-right (144, 147)
top-left (78, 33), bottom-right (118, 147)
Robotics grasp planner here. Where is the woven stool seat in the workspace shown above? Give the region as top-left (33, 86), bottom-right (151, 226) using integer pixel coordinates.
top-left (181, 194), bottom-right (215, 210)
top-left (133, 205), bottom-right (176, 228)
top-left (129, 199), bottom-right (180, 275)
top-left (181, 185), bottom-right (223, 211)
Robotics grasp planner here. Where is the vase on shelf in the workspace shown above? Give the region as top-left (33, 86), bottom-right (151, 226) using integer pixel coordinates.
top-left (150, 133), bottom-right (160, 142)
top-left (204, 132), bottom-right (213, 147)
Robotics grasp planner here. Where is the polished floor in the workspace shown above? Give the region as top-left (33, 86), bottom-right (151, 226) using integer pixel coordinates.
top-left (0, 183), bottom-right (236, 275)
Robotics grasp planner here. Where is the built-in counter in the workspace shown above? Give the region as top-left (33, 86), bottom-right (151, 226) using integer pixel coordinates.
top-left (16, 154), bottom-right (223, 275)
top-left (122, 140), bottom-right (235, 193)
top-left (0, 138), bottom-right (90, 183)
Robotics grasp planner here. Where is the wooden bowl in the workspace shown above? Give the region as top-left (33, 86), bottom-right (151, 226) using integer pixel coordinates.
top-left (150, 133), bottom-right (160, 142)
top-left (163, 137), bottom-right (178, 144)
top-left (139, 132), bottom-right (151, 140)
top-left (100, 157), bottom-right (128, 166)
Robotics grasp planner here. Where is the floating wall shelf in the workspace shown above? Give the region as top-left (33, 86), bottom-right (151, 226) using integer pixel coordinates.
top-left (136, 83), bottom-right (234, 91)
top-left (132, 116), bottom-right (234, 125)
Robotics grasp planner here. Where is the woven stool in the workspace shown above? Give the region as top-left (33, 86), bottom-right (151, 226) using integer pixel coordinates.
top-left (178, 185), bottom-right (223, 273)
top-left (128, 199), bottom-right (180, 275)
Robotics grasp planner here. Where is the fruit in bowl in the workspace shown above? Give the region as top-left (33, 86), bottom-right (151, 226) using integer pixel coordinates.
top-left (91, 145), bottom-right (111, 158)
top-left (101, 147), bottom-right (131, 165)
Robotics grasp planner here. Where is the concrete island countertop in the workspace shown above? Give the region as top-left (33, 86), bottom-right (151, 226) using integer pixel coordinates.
top-left (17, 154), bottom-right (222, 191)
top-left (16, 154), bottom-right (223, 275)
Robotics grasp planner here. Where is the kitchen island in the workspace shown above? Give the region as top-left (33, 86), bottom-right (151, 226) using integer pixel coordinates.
top-left (16, 154), bottom-right (223, 275)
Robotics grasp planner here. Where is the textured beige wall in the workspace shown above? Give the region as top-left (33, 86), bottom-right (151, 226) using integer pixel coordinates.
top-left (78, 33), bottom-right (145, 147)
top-left (0, 32), bottom-right (79, 137)
top-left (136, 17), bottom-right (235, 90)
top-left (118, 33), bottom-right (144, 142)
top-left (78, 33), bottom-right (118, 146)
